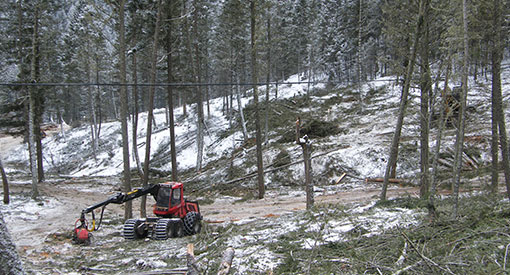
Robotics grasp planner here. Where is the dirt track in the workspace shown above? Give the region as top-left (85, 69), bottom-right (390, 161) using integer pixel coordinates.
top-left (4, 178), bottom-right (418, 250)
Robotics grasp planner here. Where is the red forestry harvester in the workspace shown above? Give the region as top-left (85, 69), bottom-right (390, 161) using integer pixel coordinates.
top-left (73, 182), bottom-right (202, 245)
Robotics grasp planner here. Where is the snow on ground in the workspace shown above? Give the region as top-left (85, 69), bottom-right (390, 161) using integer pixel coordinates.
top-left (5, 64), bottom-right (507, 183)
top-left (1, 66), bottom-right (510, 273)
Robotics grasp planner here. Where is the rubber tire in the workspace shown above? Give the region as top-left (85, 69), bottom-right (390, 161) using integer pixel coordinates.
top-left (183, 212), bottom-right (202, 236)
top-left (124, 219), bottom-right (147, 240)
top-left (154, 218), bottom-right (174, 240)
top-left (174, 219), bottom-right (184, 238)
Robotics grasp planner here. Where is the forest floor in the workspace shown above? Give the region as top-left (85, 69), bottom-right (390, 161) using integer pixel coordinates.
top-left (1, 70), bottom-right (509, 273)
top-left (1, 173), bottom-right (427, 274)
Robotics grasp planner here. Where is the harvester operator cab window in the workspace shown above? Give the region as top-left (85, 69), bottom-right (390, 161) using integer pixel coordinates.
top-left (171, 188), bottom-right (181, 206)
top-left (156, 187), bottom-right (171, 208)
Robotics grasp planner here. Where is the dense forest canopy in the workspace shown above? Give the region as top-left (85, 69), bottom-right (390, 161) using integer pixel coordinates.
top-left (0, 0), bottom-right (507, 126)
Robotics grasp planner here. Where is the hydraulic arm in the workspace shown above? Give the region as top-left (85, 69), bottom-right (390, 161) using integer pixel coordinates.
top-left (74, 184), bottom-right (160, 243)
top-left (72, 181), bottom-right (202, 245)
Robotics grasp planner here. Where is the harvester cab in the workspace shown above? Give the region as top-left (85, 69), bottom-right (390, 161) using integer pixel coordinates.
top-left (73, 182), bottom-right (202, 245)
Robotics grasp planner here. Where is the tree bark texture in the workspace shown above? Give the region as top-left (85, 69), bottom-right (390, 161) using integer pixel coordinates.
top-left (419, 0), bottom-right (431, 198)
top-left (296, 118), bottom-right (314, 210)
top-left (29, 5), bottom-right (40, 199)
top-left (264, 11), bottom-right (271, 144)
top-left (453, 0), bottom-right (470, 217)
top-left (491, 0), bottom-right (510, 200)
top-left (381, 0), bottom-right (424, 201)
top-left (131, 51), bottom-right (144, 179)
top-left (142, 0), bottom-right (162, 218)
top-left (118, 0), bottom-right (132, 220)
top-left (193, 0), bottom-right (205, 172)
top-left (429, 59), bottom-right (451, 215)
top-left (166, 1), bottom-right (178, 181)
top-left (251, 0), bottom-right (265, 199)
top-left (236, 76), bottom-right (248, 141)
top-left (0, 211), bottom-right (24, 274)
top-left (32, 4), bottom-right (44, 184)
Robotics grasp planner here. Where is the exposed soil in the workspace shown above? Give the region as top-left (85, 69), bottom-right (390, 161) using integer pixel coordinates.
top-left (3, 177), bottom-right (418, 256)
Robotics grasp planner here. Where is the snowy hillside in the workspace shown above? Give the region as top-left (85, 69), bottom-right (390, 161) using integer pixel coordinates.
top-left (2, 69), bottom-right (510, 274)
top-left (4, 68), bottom-right (510, 190)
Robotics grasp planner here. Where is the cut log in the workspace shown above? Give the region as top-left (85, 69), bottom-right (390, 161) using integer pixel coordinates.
top-left (365, 178), bottom-right (403, 184)
top-left (186, 244), bottom-right (200, 275)
top-left (334, 173), bottom-right (347, 185)
top-left (217, 247), bottom-right (235, 275)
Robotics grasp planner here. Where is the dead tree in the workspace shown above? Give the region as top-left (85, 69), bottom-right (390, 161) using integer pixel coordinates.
top-left (296, 118), bottom-right (313, 210)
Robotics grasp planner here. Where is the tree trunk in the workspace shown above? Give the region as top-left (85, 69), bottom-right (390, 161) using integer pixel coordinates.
top-left (381, 0), bottom-right (424, 201)
top-left (357, 0), bottom-right (364, 111)
top-left (33, 5), bottom-right (44, 184)
top-left (419, 0), bottom-right (431, 198)
top-left (491, 0), bottom-right (510, 199)
top-left (118, 0), bottom-right (132, 220)
top-left (166, 1), bottom-right (178, 181)
top-left (142, 0), bottom-right (162, 217)
top-left (131, 51), bottom-right (144, 179)
top-left (453, 0), bottom-right (469, 217)
top-left (0, 211), bottom-right (24, 274)
top-left (429, 58), bottom-right (451, 217)
top-left (236, 76), bottom-right (248, 141)
top-left (491, 73), bottom-right (499, 195)
top-left (29, 5), bottom-right (40, 200)
top-left (264, 11), bottom-right (271, 144)
top-left (193, 0), bottom-right (205, 172)
top-left (87, 45), bottom-right (98, 160)
top-left (0, 156), bottom-right (9, 204)
top-left (296, 118), bottom-right (313, 209)
top-left (251, 0), bottom-right (265, 199)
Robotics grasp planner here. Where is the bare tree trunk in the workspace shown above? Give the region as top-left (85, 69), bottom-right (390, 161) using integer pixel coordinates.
top-left (95, 54), bottom-right (102, 141)
top-left (29, 5), bottom-right (40, 200)
top-left (453, 0), bottom-right (469, 217)
top-left (141, 0), bottom-right (162, 217)
top-left (0, 211), bottom-right (24, 274)
top-left (357, 0), bottom-right (364, 112)
top-left (236, 76), bottom-right (248, 141)
top-left (0, 156), bottom-right (9, 204)
top-left (491, 0), bottom-right (510, 199)
top-left (296, 118), bottom-right (313, 209)
top-left (491, 78), bottom-right (499, 195)
top-left (131, 51), bottom-right (144, 179)
top-left (429, 59), bottom-right (451, 217)
top-left (251, 0), bottom-right (265, 199)
top-left (264, 11), bottom-right (271, 144)
top-left (87, 42), bottom-right (98, 160)
top-left (30, 3), bottom-right (44, 184)
top-left (419, 0), bottom-right (431, 198)
top-left (193, 0), bottom-right (205, 172)
top-left (166, 1), bottom-right (178, 181)
top-left (118, 0), bottom-right (132, 220)
top-left (381, 0), bottom-right (424, 201)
